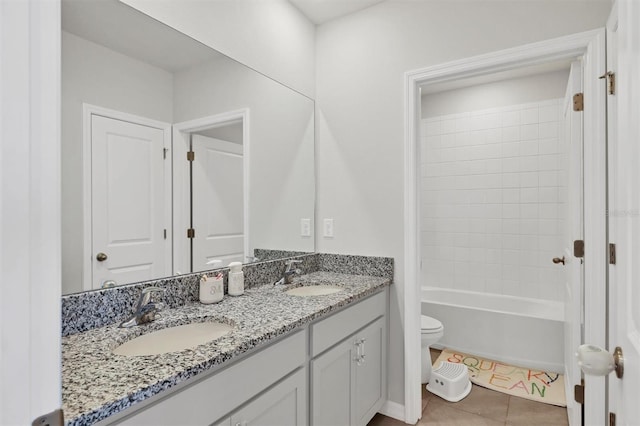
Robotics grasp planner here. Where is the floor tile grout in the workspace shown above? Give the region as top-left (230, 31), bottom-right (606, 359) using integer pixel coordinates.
top-left (370, 348), bottom-right (568, 426)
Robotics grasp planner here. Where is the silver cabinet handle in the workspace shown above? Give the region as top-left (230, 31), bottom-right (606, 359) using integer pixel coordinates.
top-left (354, 340), bottom-right (362, 363)
top-left (354, 338), bottom-right (366, 366)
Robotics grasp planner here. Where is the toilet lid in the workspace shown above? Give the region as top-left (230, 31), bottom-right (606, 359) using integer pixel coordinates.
top-left (421, 315), bottom-right (443, 332)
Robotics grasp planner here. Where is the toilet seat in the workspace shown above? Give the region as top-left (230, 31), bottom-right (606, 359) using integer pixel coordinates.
top-left (421, 315), bottom-right (443, 334)
top-left (420, 315), bottom-right (444, 384)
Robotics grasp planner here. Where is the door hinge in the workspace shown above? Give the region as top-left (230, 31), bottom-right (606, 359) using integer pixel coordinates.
top-left (600, 71), bottom-right (615, 95)
top-left (574, 382), bottom-right (585, 404)
top-left (187, 228), bottom-right (195, 239)
top-left (574, 240), bottom-right (585, 258)
top-left (187, 151), bottom-right (195, 161)
top-left (32, 408), bottom-right (64, 426)
top-left (609, 243), bottom-right (617, 265)
top-left (163, 148), bottom-right (168, 159)
top-left (573, 93), bottom-right (584, 111)
top-left (164, 229), bottom-right (167, 240)
top-left (610, 412), bottom-right (616, 426)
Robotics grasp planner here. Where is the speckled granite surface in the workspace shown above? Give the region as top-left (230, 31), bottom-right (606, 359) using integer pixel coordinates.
top-left (253, 248), bottom-right (311, 261)
top-left (62, 271), bottom-right (390, 426)
top-left (61, 253), bottom-right (391, 336)
top-left (61, 254), bottom-right (318, 336)
top-left (319, 253), bottom-right (394, 278)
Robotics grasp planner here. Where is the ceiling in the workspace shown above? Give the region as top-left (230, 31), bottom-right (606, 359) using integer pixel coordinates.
top-left (61, 0), bottom-right (221, 73)
top-left (288, 0), bottom-right (386, 24)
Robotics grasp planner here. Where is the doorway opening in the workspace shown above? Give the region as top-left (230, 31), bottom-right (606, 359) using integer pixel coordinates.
top-left (419, 61), bottom-right (575, 423)
top-left (403, 29), bottom-right (607, 426)
top-left (172, 109), bottom-right (250, 275)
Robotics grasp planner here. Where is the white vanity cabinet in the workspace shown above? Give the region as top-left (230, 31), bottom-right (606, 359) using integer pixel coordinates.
top-left (310, 291), bottom-right (387, 426)
top-left (111, 331), bottom-right (307, 426)
top-left (223, 368), bottom-right (307, 426)
top-left (104, 288), bottom-right (388, 426)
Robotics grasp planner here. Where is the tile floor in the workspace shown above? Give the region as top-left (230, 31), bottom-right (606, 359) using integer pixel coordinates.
top-left (368, 349), bottom-right (569, 426)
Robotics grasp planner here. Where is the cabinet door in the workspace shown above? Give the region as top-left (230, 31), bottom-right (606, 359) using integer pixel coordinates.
top-left (352, 317), bottom-right (386, 426)
top-left (230, 368), bottom-right (307, 426)
top-left (311, 338), bottom-right (355, 426)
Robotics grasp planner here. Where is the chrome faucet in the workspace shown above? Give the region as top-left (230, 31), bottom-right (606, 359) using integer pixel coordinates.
top-left (275, 260), bottom-right (302, 285)
top-left (119, 286), bottom-right (166, 328)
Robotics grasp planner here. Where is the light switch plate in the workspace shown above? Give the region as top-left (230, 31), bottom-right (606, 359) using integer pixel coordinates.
top-left (300, 218), bottom-right (311, 237)
top-left (323, 218), bottom-right (334, 238)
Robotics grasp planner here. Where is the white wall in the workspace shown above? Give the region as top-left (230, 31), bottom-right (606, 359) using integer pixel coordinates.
top-left (421, 97), bottom-right (567, 301)
top-left (315, 0), bottom-right (610, 408)
top-left (422, 70), bottom-right (570, 117)
top-left (173, 56), bottom-right (315, 255)
top-left (120, 0), bottom-right (316, 98)
top-left (1, 0), bottom-right (61, 422)
top-left (61, 30), bottom-right (173, 294)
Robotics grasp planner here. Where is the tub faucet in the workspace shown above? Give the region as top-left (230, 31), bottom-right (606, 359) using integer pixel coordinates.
top-left (119, 286), bottom-right (166, 328)
top-left (275, 260), bottom-right (302, 285)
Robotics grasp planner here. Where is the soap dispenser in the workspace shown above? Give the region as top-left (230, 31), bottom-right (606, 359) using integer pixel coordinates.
top-left (228, 261), bottom-right (244, 296)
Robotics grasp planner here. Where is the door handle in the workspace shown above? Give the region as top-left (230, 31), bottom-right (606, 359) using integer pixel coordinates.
top-left (576, 344), bottom-right (624, 379)
top-left (552, 256), bottom-right (565, 265)
top-left (102, 280), bottom-right (116, 289)
top-left (96, 252), bottom-right (108, 262)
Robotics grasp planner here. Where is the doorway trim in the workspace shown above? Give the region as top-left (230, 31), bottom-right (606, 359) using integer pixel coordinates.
top-left (172, 108), bottom-right (251, 274)
top-left (403, 29), bottom-right (603, 424)
top-left (81, 104), bottom-right (172, 291)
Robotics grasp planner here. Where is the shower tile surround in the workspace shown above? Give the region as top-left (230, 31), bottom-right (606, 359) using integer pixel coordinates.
top-left (61, 253), bottom-right (392, 425)
top-left (421, 99), bottom-right (566, 301)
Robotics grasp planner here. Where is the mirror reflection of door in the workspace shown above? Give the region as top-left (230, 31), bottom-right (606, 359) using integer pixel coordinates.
top-left (90, 113), bottom-right (171, 290)
top-left (190, 127), bottom-right (245, 272)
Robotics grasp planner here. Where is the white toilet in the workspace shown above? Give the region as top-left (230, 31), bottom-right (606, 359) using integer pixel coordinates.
top-left (421, 315), bottom-right (444, 384)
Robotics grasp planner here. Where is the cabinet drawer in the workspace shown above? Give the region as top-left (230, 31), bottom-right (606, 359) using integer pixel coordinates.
top-left (311, 290), bottom-right (385, 357)
top-left (114, 330), bottom-right (306, 425)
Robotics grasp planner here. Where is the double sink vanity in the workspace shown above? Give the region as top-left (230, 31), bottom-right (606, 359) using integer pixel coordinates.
top-left (61, 254), bottom-right (392, 426)
top-left (58, 3), bottom-right (392, 425)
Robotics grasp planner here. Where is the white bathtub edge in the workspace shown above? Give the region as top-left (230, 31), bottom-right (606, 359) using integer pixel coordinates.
top-left (421, 286), bottom-right (564, 322)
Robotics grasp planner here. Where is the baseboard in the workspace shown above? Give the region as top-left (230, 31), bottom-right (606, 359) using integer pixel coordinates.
top-left (379, 400), bottom-right (406, 423)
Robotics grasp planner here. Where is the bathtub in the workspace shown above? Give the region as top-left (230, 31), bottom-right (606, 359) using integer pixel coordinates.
top-left (421, 287), bottom-right (564, 373)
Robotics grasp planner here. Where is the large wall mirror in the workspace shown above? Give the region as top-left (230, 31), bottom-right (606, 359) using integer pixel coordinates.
top-left (61, 0), bottom-right (315, 295)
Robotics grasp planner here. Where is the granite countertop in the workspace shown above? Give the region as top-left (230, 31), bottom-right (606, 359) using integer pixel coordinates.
top-left (62, 271), bottom-right (391, 426)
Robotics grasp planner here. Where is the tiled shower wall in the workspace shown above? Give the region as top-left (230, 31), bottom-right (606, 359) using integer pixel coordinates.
top-left (420, 99), bottom-right (566, 301)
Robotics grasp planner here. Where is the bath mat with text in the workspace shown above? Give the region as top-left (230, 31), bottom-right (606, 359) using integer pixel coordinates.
top-left (433, 349), bottom-right (566, 407)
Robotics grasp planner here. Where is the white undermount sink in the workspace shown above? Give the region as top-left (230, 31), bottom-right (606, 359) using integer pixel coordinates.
top-left (113, 322), bottom-right (234, 356)
top-left (285, 285), bottom-right (344, 297)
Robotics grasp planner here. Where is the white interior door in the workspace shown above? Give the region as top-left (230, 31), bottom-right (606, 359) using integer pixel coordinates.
top-left (608, 1), bottom-right (640, 422)
top-left (91, 114), bottom-right (170, 289)
top-left (580, 28), bottom-right (608, 425)
top-left (563, 60), bottom-right (584, 426)
top-left (191, 134), bottom-right (244, 270)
